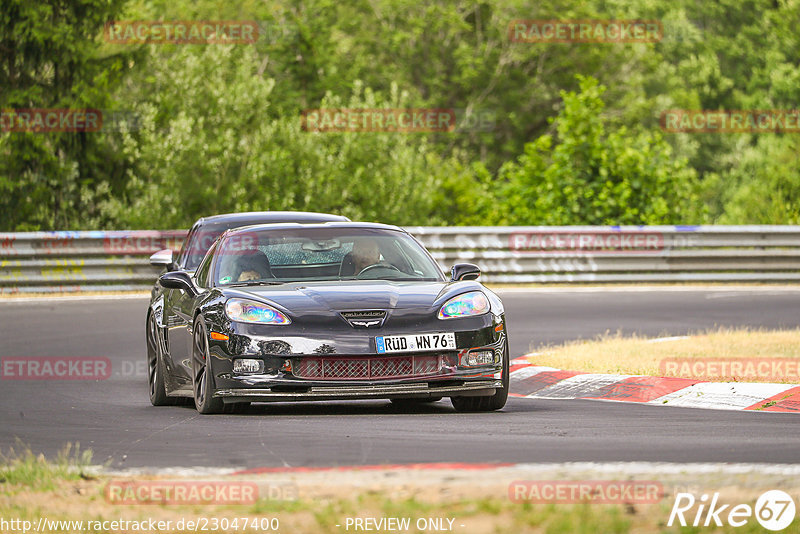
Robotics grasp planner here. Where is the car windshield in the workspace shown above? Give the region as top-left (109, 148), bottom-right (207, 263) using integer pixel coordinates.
top-left (213, 227), bottom-right (445, 285)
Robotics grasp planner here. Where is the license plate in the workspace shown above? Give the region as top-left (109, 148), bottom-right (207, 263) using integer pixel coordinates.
top-left (375, 333), bottom-right (456, 354)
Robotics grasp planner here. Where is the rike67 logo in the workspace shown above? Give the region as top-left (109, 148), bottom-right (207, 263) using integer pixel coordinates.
top-left (669, 490), bottom-right (796, 531)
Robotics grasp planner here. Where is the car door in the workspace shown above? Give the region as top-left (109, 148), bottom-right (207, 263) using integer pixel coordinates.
top-left (168, 241), bottom-right (218, 386)
top-left (165, 288), bottom-right (194, 387)
top-left (162, 223), bottom-right (201, 388)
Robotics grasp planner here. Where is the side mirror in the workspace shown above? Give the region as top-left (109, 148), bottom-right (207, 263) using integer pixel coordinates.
top-left (150, 249), bottom-right (175, 271)
top-left (158, 271), bottom-right (198, 296)
top-left (450, 263), bottom-right (481, 281)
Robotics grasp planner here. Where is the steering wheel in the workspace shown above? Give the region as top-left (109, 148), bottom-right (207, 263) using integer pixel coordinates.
top-left (356, 263), bottom-right (403, 279)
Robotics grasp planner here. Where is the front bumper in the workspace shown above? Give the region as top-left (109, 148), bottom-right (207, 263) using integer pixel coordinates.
top-left (205, 313), bottom-right (507, 402)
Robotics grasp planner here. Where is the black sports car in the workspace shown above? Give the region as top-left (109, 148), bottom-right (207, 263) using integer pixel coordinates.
top-left (147, 220), bottom-right (509, 414)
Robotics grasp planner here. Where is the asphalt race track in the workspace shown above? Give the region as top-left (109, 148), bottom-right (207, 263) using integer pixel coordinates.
top-left (0, 288), bottom-right (798, 470)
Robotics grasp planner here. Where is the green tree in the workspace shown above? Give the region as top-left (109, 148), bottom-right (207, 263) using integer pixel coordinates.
top-left (3, 0), bottom-right (799, 230)
top-left (717, 136), bottom-right (800, 224)
top-left (612, 0), bottom-right (800, 222)
top-left (0, 0), bottom-right (133, 230)
top-left (496, 76), bottom-right (702, 225)
top-left (100, 43), bottom-right (486, 228)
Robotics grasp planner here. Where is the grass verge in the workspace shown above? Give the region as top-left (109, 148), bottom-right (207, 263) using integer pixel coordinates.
top-left (0, 442), bottom-right (94, 491)
top-left (519, 328), bottom-right (800, 382)
top-left (3, 448), bottom-right (800, 533)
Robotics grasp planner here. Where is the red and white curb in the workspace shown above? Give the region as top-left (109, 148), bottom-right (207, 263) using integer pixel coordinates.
top-left (509, 359), bottom-right (800, 413)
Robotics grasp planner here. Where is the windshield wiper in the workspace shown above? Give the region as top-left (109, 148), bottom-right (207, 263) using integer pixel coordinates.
top-left (337, 277), bottom-right (439, 282)
top-left (382, 277), bottom-right (440, 281)
top-left (222, 280), bottom-right (286, 288)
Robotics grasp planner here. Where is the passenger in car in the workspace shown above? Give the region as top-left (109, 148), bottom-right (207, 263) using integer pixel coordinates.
top-left (234, 250), bottom-right (273, 282)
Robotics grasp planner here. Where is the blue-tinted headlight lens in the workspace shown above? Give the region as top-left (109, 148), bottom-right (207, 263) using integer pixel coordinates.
top-left (437, 291), bottom-right (490, 319)
top-left (225, 298), bottom-right (291, 325)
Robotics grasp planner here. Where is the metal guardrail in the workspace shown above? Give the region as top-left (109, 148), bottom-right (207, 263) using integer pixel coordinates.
top-left (0, 231), bottom-right (185, 294)
top-left (1, 226), bottom-right (799, 293)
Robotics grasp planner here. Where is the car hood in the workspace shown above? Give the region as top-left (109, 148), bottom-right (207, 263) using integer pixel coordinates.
top-left (226, 280), bottom-right (482, 314)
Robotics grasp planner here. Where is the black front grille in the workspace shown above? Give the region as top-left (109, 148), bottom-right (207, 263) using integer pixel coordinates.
top-left (294, 353), bottom-right (449, 380)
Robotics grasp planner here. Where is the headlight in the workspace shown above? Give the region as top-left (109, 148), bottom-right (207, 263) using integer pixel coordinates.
top-left (438, 291), bottom-right (489, 319)
top-left (225, 298), bottom-right (291, 325)
top-left (460, 350), bottom-right (495, 367)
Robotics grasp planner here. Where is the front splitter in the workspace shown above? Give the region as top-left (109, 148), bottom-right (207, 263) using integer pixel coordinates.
top-left (215, 380), bottom-right (500, 402)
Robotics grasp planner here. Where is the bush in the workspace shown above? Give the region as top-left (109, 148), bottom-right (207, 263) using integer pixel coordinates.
top-left (495, 76), bottom-right (703, 225)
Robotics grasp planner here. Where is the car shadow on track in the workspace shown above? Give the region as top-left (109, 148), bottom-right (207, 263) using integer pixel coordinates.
top-left (173, 400), bottom-right (452, 416)
top-left (167, 397), bottom-right (538, 416)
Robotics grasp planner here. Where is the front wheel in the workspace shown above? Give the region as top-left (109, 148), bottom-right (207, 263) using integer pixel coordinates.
top-left (451, 346), bottom-right (509, 413)
top-left (192, 317), bottom-right (224, 414)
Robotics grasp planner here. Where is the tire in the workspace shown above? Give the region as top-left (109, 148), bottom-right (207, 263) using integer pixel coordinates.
top-left (147, 312), bottom-right (172, 406)
top-left (451, 346), bottom-right (509, 413)
top-left (192, 317), bottom-right (224, 414)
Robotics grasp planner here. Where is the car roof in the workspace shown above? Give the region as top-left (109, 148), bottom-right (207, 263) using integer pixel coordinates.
top-left (223, 221), bottom-right (404, 235)
top-left (195, 211), bottom-right (349, 228)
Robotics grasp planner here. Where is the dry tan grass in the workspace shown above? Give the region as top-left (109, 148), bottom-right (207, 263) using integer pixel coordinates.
top-left (519, 328), bottom-right (800, 382)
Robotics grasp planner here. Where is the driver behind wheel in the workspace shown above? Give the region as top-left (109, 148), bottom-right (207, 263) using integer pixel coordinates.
top-left (352, 238), bottom-right (384, 275)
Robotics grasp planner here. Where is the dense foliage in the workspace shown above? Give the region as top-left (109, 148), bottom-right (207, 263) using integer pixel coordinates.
top-left (1, 0), bottom-right (797, 230)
